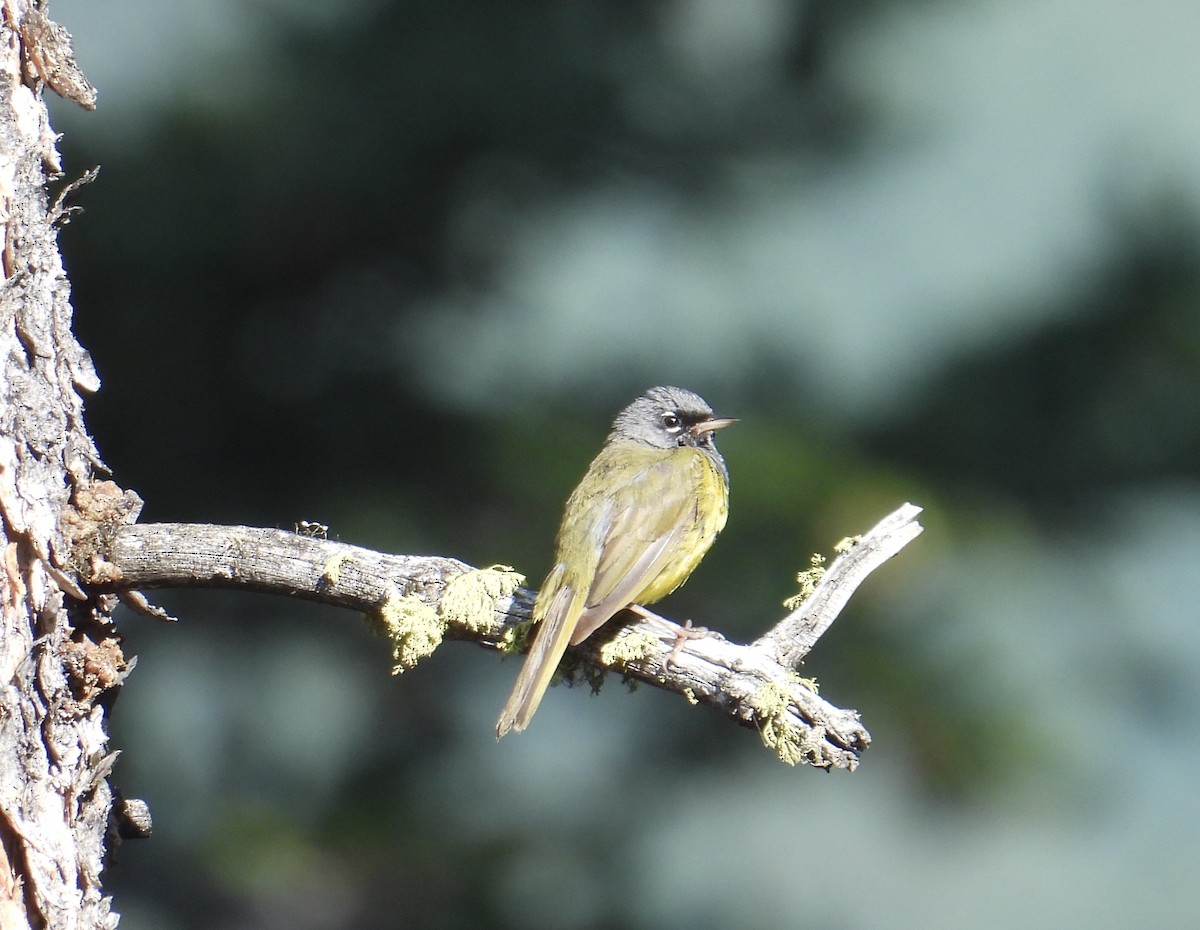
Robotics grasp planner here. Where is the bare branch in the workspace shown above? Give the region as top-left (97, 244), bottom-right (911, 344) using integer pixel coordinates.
top-left (755, 502), bottom-right (925, 669)
top-left (83, 507), bottom-right (923, 771)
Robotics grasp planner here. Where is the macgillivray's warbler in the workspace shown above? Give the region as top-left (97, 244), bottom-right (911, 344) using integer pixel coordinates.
top-left (497, 385), bottom-right (735, 737)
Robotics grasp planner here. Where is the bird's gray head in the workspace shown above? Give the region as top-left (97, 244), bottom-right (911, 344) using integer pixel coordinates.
top-left (609, 385), bottom-right (736, 453)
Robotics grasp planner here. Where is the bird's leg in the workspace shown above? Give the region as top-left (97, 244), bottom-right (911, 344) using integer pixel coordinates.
top-left (665, 618), bottom-right (710, 668)
top-left (622, 605), bottom-right (712, 667)
top-left (624, 603), bottom-right (661, 622)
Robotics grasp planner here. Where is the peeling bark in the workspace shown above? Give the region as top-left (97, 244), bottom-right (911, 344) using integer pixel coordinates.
top-left (0, 4), bottom-right (132, 928)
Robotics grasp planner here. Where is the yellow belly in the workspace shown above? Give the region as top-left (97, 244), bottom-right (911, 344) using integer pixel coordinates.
top-left (632, 447), bottom-right (728, 604)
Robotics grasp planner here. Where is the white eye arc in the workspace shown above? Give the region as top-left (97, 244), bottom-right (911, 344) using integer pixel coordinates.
top-left (660, 411), bottom-right (683, 433)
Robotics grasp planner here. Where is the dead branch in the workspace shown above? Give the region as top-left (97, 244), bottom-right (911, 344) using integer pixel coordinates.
top-left (81, 504), bottom-right (923, 770)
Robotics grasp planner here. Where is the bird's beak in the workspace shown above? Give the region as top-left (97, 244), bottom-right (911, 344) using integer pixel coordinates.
top-left (689, 416), bottom-right (738, 438)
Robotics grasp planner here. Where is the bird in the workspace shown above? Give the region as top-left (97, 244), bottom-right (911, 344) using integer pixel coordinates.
top-left (496, 385), bottom-right (735, 737)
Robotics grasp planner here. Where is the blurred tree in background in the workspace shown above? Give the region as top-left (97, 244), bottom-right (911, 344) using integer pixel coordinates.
top-left (48, 0), bottom-right (1200, 927)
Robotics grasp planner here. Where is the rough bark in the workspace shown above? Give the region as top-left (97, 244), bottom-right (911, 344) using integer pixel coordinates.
top-left (0, 4), bottom-right (129, 928)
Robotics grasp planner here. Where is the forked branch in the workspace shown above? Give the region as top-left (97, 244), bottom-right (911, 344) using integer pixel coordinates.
top-left (81, 504), bottom-right (923, 770)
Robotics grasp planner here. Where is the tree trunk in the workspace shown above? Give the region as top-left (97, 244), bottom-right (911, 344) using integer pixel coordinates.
top-left (0, 5), bottom-right (131, 928)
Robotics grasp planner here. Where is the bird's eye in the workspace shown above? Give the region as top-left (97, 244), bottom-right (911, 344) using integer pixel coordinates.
top-left (661, 412), bottom-right (683, 433)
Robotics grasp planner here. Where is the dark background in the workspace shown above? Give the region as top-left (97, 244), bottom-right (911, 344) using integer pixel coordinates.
top-left (49, 1), bottom-right (1200, 927)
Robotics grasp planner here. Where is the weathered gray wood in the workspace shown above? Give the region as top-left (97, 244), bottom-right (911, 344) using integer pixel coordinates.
top-left (90, 506), bottom-right (924, 770)
top-left (0, 6), bottom-right (123, 928)
top-left (755, 502), bottom-right (925, 668)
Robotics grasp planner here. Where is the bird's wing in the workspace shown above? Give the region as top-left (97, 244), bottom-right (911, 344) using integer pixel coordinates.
top-left (568, 452), bottom-right (701, 644)
top-left (495, 449), bottom-right (703, 737)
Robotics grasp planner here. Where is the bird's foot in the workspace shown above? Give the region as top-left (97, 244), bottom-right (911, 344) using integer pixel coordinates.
top-left (666, 618), bottom-right (709, 668)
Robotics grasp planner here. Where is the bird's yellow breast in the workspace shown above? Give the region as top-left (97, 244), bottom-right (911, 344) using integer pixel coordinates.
top-left (622, 444), bottom-right (729, 605)
top-left (544, 439), bottom-right (730, 624)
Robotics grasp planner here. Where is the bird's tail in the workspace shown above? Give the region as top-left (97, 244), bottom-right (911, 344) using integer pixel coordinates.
top-left (496, 571), bottom-right (583, 738)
